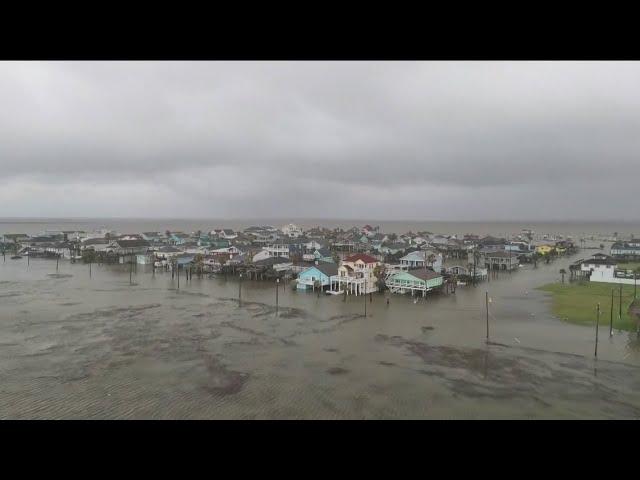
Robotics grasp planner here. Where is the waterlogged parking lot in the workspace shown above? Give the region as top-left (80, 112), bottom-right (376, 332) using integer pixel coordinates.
top-left (1, 255), bottom-right (640, 419)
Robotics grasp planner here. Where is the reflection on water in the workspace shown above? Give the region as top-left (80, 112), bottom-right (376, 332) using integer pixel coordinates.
top-left (1, 254), bottom-right (639, 419)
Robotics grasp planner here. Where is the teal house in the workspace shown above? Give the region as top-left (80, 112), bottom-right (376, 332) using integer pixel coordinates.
top-left (296, 262), bottom-right (338, 291)
top-left (386, 269), bottom-right (443, 296)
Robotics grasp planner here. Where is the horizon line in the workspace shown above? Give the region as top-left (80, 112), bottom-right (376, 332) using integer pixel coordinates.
top-left (0, 216), bottom-right (639, 224)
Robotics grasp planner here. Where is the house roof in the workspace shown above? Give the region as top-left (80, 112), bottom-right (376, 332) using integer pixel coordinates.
top-left (344, 253), bottom-right (378, 264)
top-left (157, 246), bottom-right (181, 253)
top-left (400, 250), bottom-right (437, 261)
top-left (316, 247), bottom-right (332, 257)
top-left (405, 268), bottom-right (443, 281)
top-left (116, 239), bottom-right (150, 248)
top-left (311, 262), bottom-right (339, 277)
top-left (82, 237), bottom-right (109, 245)
top-left (479, 236), bottom-right (506, 245)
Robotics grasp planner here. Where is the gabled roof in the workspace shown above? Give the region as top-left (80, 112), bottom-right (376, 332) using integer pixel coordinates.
top-left (479, 235), bottom-right (506, 245)
top-left (405, 268), bottom-right (443, 281)
top-left (400, 250), bottom-right (437, 261)
top-left (305, 262), bottom-right (339, 277)
top-left (157, 246), bottom-right (181, 253)
top-left (82, 237), bottom-right (109, 245)
top-left (344, 253), bottom-right (379, 264)
top-left (116, 239), bottom-right (150, 248)
top-left (316, 247), bottom-right (332, 257)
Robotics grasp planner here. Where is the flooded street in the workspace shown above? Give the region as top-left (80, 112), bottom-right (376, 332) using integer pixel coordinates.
top-left (1, 254), bottom-right (640, 419)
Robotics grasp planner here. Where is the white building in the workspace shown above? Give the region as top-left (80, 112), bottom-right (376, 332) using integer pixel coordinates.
top-left (330, 253), bottom-right (381, 295)
top-left (399, 250), bottom-right (442, 271)
top-left (281, 223), bottom-right (303, 238)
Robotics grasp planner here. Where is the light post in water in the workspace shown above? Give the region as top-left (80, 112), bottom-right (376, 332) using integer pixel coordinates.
top-left (364, 278), bottom-right (367, 317)
top-left (595, 303), bottom-right (600, 358)
top-left (619, 283), bottom-right (623, 326)
top-left (485, 292), bottom-right (490, 341)
top-left (276, 277), bottom-right (279, 315)
top-left (238, 273), bottom-right (243, 307)
top-left (610, 289), bottom-right (614, 337)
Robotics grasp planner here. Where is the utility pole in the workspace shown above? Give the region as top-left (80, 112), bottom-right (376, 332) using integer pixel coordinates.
top-left (485, 291), bottom-right (490, 341)
top-left (595, 303), bottom-right (600, 358)
top-left (276, 277), bottom-right (279, 315)
top-left (238, 273), bottom-right (242, 306)
top-left (177, 262), bottom-right (180, 289)
top-left (610, 289), bottom-right (614, 336)
top-left (364, 278), bottom-right (367, 317)
top-left (619, 283), bottom-right (623, 326)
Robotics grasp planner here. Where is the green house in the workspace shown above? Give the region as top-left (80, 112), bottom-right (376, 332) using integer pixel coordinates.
top-left (387, 269), bottom-right (443, 296)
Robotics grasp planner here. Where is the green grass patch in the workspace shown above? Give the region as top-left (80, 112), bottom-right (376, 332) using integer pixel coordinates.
top-left (537, 281), bottom-right (639, 331)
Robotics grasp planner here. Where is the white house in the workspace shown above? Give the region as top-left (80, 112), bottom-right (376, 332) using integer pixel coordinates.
top-left (330, 253), bottom-right (381, 295)
top-left (281, 223), bottom-right (303, 238)
top-left (252, 249), bottom-right (271, 263)
top-left (587, 262), bottom-right (639, 285)
top-left (399, 250), bottom-right (443, 271)
top-left (81, 237), bottom-right (111, 252)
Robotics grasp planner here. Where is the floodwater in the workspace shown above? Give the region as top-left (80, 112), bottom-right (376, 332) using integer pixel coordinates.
top-left (1, 252), bottom-right (640, 419)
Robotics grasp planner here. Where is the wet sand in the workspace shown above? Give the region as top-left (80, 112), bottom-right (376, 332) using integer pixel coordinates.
top-left (1, 254), bottom-right (639, 419)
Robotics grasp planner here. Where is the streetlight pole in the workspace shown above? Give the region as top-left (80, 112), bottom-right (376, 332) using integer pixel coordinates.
top-left (239, 273), bottom-right (243, 307)
top-left (619, 283), bottom-right (623, 326)
top-left (485, 291), bottom-right (490, 341)
top-left (364, 278), bottom-right (367, 317)
top-left (595, 303), bottom-right (600, 358)
top-left (276, 277), bottom-right (279, 316)
top-left (610, 289), bottom-right (614, 337)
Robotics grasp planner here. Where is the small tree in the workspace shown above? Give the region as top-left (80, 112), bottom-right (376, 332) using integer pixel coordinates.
top-left (373, 264), bottom-right (386, 292)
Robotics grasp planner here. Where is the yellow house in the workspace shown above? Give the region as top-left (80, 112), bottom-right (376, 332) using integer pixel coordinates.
top-left (535, 244), bottom-right (554, 256)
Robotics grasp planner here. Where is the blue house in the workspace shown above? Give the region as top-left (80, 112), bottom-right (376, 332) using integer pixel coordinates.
top-left (296, 262), bottom-right (339, 291)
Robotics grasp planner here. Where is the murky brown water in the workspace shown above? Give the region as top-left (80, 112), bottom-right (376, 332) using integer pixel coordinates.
top-left (1, 251), bottom-right (640, 419)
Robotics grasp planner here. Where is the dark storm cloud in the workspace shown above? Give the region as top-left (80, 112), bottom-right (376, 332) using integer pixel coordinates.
top-left (1, 61), bottom-right (639, 220)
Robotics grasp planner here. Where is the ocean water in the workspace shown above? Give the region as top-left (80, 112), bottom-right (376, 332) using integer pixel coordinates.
top-left (1, 243), bottom-right (640, 419)
top-left (1, 217), bottom-right (639, 238)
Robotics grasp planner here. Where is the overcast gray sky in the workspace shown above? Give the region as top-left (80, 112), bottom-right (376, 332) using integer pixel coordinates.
top-left (1, 61), bottom-right (638, 221)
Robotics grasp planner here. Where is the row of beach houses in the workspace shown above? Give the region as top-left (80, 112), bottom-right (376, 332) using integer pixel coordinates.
top-left (2, 223), bottom-right (585, 297)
